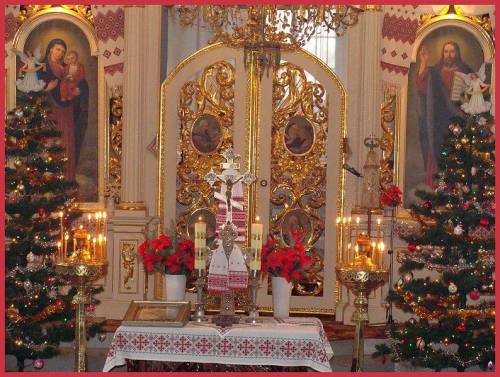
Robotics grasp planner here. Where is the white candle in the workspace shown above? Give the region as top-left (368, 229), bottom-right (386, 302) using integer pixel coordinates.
top-left (98, 234), bottom-right (103, 261)
top-left (93, 238), bottom-right (97, 260)
top-left (356, 217), bottom-right (360, 236)
top-left (377, 218), bottom-right (382, 240)
top-left (194, 217), bottom-right (206, 272)
top-left (64, 233), bottom-right (69, 258)
top-left (250, 216), bottom-right (263, 271)
top-left (378, 241), bottom-right (385, 268)
top-left (57, 241), bottom-right (62, 262)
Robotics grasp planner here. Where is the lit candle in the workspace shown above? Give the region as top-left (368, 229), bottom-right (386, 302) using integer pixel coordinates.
top-left (377, 218), bottom-right (382, 240)
top-left (59, 211), bottom-right (64, 258)
top-left (346, 242), bottom-right (351, 265)
top-left (102, 212), bottom-right (107, 238)
top-left (250, 216), bottom-right (263, 271)
top-left (92, 238), bottom-right (97, 260)
top-left (64, 233), bottom-right (69, 258)
top-left (378, 241), bottom-right (385, 268)
top-left (87, 234), bottom-right (92, 259)
top-left (356, 217), bottom-right (360, 235)
top-left (87, 213), bottom-right (92, 226)
top-left (371, 241), bottom-right (376, 262)
top-left (57, 241), bottom-right (62, 262)
top-left (98, 234), bottom-right (103, 261)
top-left (194, 217), bottom-right (206, 272)
top-left (95, 212), bottom-right (101, 238)
top-left (354, 244), bottom-right (359, 260)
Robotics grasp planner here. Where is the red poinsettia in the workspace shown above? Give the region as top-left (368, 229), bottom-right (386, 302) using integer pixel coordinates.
top-left (138, 233), bottom-right (194, 275)
top-left (380, 184), bottom-right (402, 207)
top-left (261, 230), bottom-right (312, 283)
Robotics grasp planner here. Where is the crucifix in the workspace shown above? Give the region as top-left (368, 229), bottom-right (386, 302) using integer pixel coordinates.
top-left (204, 148), bottom-right (256, 325)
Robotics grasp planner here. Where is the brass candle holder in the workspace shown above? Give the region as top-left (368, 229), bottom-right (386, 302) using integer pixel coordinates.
top-left (55, 216), bottom-right (108, 372)
top-left (336, 233), bottom-right (388, 372)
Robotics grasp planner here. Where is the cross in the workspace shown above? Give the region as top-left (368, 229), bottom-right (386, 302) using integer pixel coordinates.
top-left (204, 147), bottom-right (256, 219)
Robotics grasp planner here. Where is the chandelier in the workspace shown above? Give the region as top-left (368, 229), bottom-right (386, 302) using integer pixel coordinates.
top-left (174, 5), bottom-right (373, 49)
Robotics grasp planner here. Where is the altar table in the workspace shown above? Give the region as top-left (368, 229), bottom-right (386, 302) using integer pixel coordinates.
top-left (103, 317), bottom-right (333, 372)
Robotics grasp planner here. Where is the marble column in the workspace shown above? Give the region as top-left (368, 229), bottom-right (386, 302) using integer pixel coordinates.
top-left (120, 5), bottom-right (145, 208)
top-left (336, 9), bottom-right (386, 325)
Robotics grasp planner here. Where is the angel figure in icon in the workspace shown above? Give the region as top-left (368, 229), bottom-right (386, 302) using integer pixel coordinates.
top-left (456, 63), bottom-right (491, 115)
top-left (13, 45), bottom-right (47, 93)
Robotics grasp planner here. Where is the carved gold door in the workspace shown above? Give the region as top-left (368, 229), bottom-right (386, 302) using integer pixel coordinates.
top-left (159, 44), bottom-right (346, 314)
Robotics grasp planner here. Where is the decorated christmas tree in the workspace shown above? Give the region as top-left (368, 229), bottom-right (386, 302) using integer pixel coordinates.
top-left (5, 92), bottom-right (103, 371)
top-left (375, 113), bottom-right (495, 371)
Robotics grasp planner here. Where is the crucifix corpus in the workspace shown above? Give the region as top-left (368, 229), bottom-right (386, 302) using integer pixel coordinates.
top-left (204, 148), bottom-right (256, 326)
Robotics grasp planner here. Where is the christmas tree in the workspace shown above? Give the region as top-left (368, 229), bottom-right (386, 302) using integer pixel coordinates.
top-left (5, 92), bottom-right (103, 371)
top-left (374, 113), bottom-right (495, 371)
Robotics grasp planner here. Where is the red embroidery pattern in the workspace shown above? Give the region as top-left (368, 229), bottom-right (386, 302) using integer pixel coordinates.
top-left (380, 61), bottom-right (409, 76)
top-left (382, 14), bottom-right (419, 44)
top-left (104, 63), bottom-right (124, 76)
top-left (94, 8), bottom-right (124, 43)
top-left (5, 13), bottom-right (18, 43)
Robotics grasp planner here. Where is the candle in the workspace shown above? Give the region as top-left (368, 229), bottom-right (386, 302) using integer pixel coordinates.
top-left (354, 244), bottom-right (359, 260)
top-left (87, 213), bottom-right (92, 225)
top-left (103, 236), bottom-right (107, 262)
top-left (346, 242), bottom-right (351, 265)
top-left (250, 216), bottom-right (263, 271)
top-left (356, 217), bottom-right (360, 235)
top-left (194, 217), bottom-right (206, 272)
top-left (57, 241), bottom-right (62, 262)
top-left (377, 218), bottom-right (382, 240)
top-left (59, 211), bottom-right (64, 259)
top-left (64, 233), bottom-right (69, 257)
top-left (93, 238), bottom-right (97, 260)
top-left (95, 212), bottom-right (101, 239)
top-left (98, 234), bottom-right (103, 261)
top-left (378, 241), bottom-right (385, 268)
top-left (102, 211), bottom-right (107, 238)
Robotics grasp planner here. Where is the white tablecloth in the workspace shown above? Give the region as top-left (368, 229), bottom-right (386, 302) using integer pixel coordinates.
top-left (103, 317), bottom-right (333, 372)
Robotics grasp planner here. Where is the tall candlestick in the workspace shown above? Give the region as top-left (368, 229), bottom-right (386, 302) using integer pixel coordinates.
top-left (250, 216), bottom-right (263, 271)
top-left (57, 241), bottom-right (62, 262)
top-left (64, 233), bottom-right (69, 258)
top-left (59, 211), bottom-right (64, 258)
top-left (194, 217), bottom-right (206, 272)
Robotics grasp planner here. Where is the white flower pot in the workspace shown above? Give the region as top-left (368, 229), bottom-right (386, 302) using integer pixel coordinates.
top-left (165, 274), bottom-right (187, 301)
top-left (272, 276), bottom-right (292, 318)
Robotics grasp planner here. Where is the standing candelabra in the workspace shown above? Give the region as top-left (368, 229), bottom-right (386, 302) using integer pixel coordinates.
top-left (191, 270), bottom-right (208, 322)
top-left (246, 269), bottom-right (262, 323)
top-left (54, 212), bottom-right (108, 372)
top-left (335, 220), bottom-right (388, 372)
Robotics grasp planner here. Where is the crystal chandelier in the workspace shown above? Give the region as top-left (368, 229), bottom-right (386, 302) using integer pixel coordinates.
top-left (174, 5), bottom-right (372, 49)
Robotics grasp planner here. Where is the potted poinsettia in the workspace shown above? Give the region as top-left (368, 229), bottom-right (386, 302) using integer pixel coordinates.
top-left (138, 232), bottom-right (194, 301)
top-left (261, 229), bottom-right (312, 318)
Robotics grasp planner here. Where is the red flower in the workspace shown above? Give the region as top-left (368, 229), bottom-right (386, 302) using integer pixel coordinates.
top-left (380, 185), bottom-right (402, 207)
top-left (267, 253), bottom-right (282, 270)
top-left (177, 239), bottom-right (194, 255)
top-left (480, 217), bottom-right (490, 227)
top-left (165, 253), bottom-right (181, 273)
top-left (183, 253), bottom-right (194, 271)
top-left (158, 234), bottom-right (172, 249)
top-left (407, 243), bottom-right (416, 252)
top-left (138, 240), bottom-right (149, 257)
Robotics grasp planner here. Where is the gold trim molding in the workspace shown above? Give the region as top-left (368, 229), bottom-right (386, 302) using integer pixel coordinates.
top-left (379, 91), bottom-right (396, 192)
top-left (105, 94), bottom-right (123, 204)
top-left (120, 240), bottom-right (138, 293)
top-left (18, 5), bottom-right (94, 25)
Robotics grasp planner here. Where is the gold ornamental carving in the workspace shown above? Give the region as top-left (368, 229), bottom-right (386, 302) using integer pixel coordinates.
top-left (176, 61), bottom-right (235, 240)
top-left (270, 62), bottom-right (328, 296)
top-left (105, 94), bottom-right (123, 203)
top-left (18, 5), bottom-right (94, 25)
top-left (379, 91), bottom-right (396, 192)
top-left (120, 241), bottom-right (137, 291)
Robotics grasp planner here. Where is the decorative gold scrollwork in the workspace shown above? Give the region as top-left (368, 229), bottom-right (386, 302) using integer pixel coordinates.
top-left (176, 61), bottom-right (235, 240)
top-left (105, 94), bottom-right (123, 203)
top-left (379, 91), bottom-right (396, 191)
top-left (270, 62), bottom-right (328, 296)
top-left (18, 5), bottom-right (94, 25)
top-left (121, 242), bottom-right (136, 290)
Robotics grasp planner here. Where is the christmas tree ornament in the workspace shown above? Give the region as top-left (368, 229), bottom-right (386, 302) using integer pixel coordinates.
top-left (33, 359), bottom-right (44, 369)
top-left (38, 208), bottom-right (46, 217)
top-left (450, 124), bottom-right (462, 136)
top-left (471, 166), bottom-right (477, 176)
top-left (26, 252), bottom-right (36, 263)
top-left (448, 282), bottom-right (458, 294)
top-left (407, 243), bottom-right (416, 252)
top-left (423, 200), bottom-right (432, 209)
top-left (416, 337), bottom-right (426, 350)
top-left (456, 322), bottom-right (466, 332)
top-left (397, 278), bottom-right (404, 287)
top-left (17, 184), bottom-right (25, 192)
top-left (453, 224), bottom-right (464, 235)
top-left (488, 361), bottom-right (494, 370)
top-left (455, 143), bottom-right (462, 150)
top-left (460, 137), bottom-right (469, 144)
top-left (98, 333), bottom-right (107, 342)
top-left (403, 272), bottom-right (413, 283)
top-left (23, 280), bottom-right (32, 292)
top-left (469, 288), bottom-right (480, 301)
top-left (480, 217), bottom-right (490, 227)
top-left (15, 109), bottom-right (24, 118)
top-left (407, 317), bottom-right (417, 325)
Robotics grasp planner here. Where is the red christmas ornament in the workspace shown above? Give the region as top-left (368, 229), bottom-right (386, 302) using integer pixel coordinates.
top-left (38, 208), bottom-right (45, 217)
top-left (469, 288), bottom-right (480, 301)
top-left (55, 299), bottom-right (64, 309)
top-left (462, 201), bottom-right (470, 210)
top-left (33, 359), bottom-right (44, 369)
top-left (480, 218), bottom-right (490, 227)
top-left (423, 200), bottom-right (432, 209)
top-left (407, 243), bottom-right (417, 252)
top-left (456, 322), bottom-right (466, 332)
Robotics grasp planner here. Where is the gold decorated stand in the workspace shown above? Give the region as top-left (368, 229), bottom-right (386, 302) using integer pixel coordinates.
top-left (55, 214), bottom-right (108, 372)
top-left (336, 234), bottom-right (388, 372)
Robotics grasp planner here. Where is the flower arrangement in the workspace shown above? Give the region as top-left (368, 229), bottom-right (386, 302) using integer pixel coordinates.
top-left (380, 184), bottom-right (402, 207)
top-left (138, 232), bottom-right (194, 275)
top-left (261, 230), bottom-right (312, 283)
